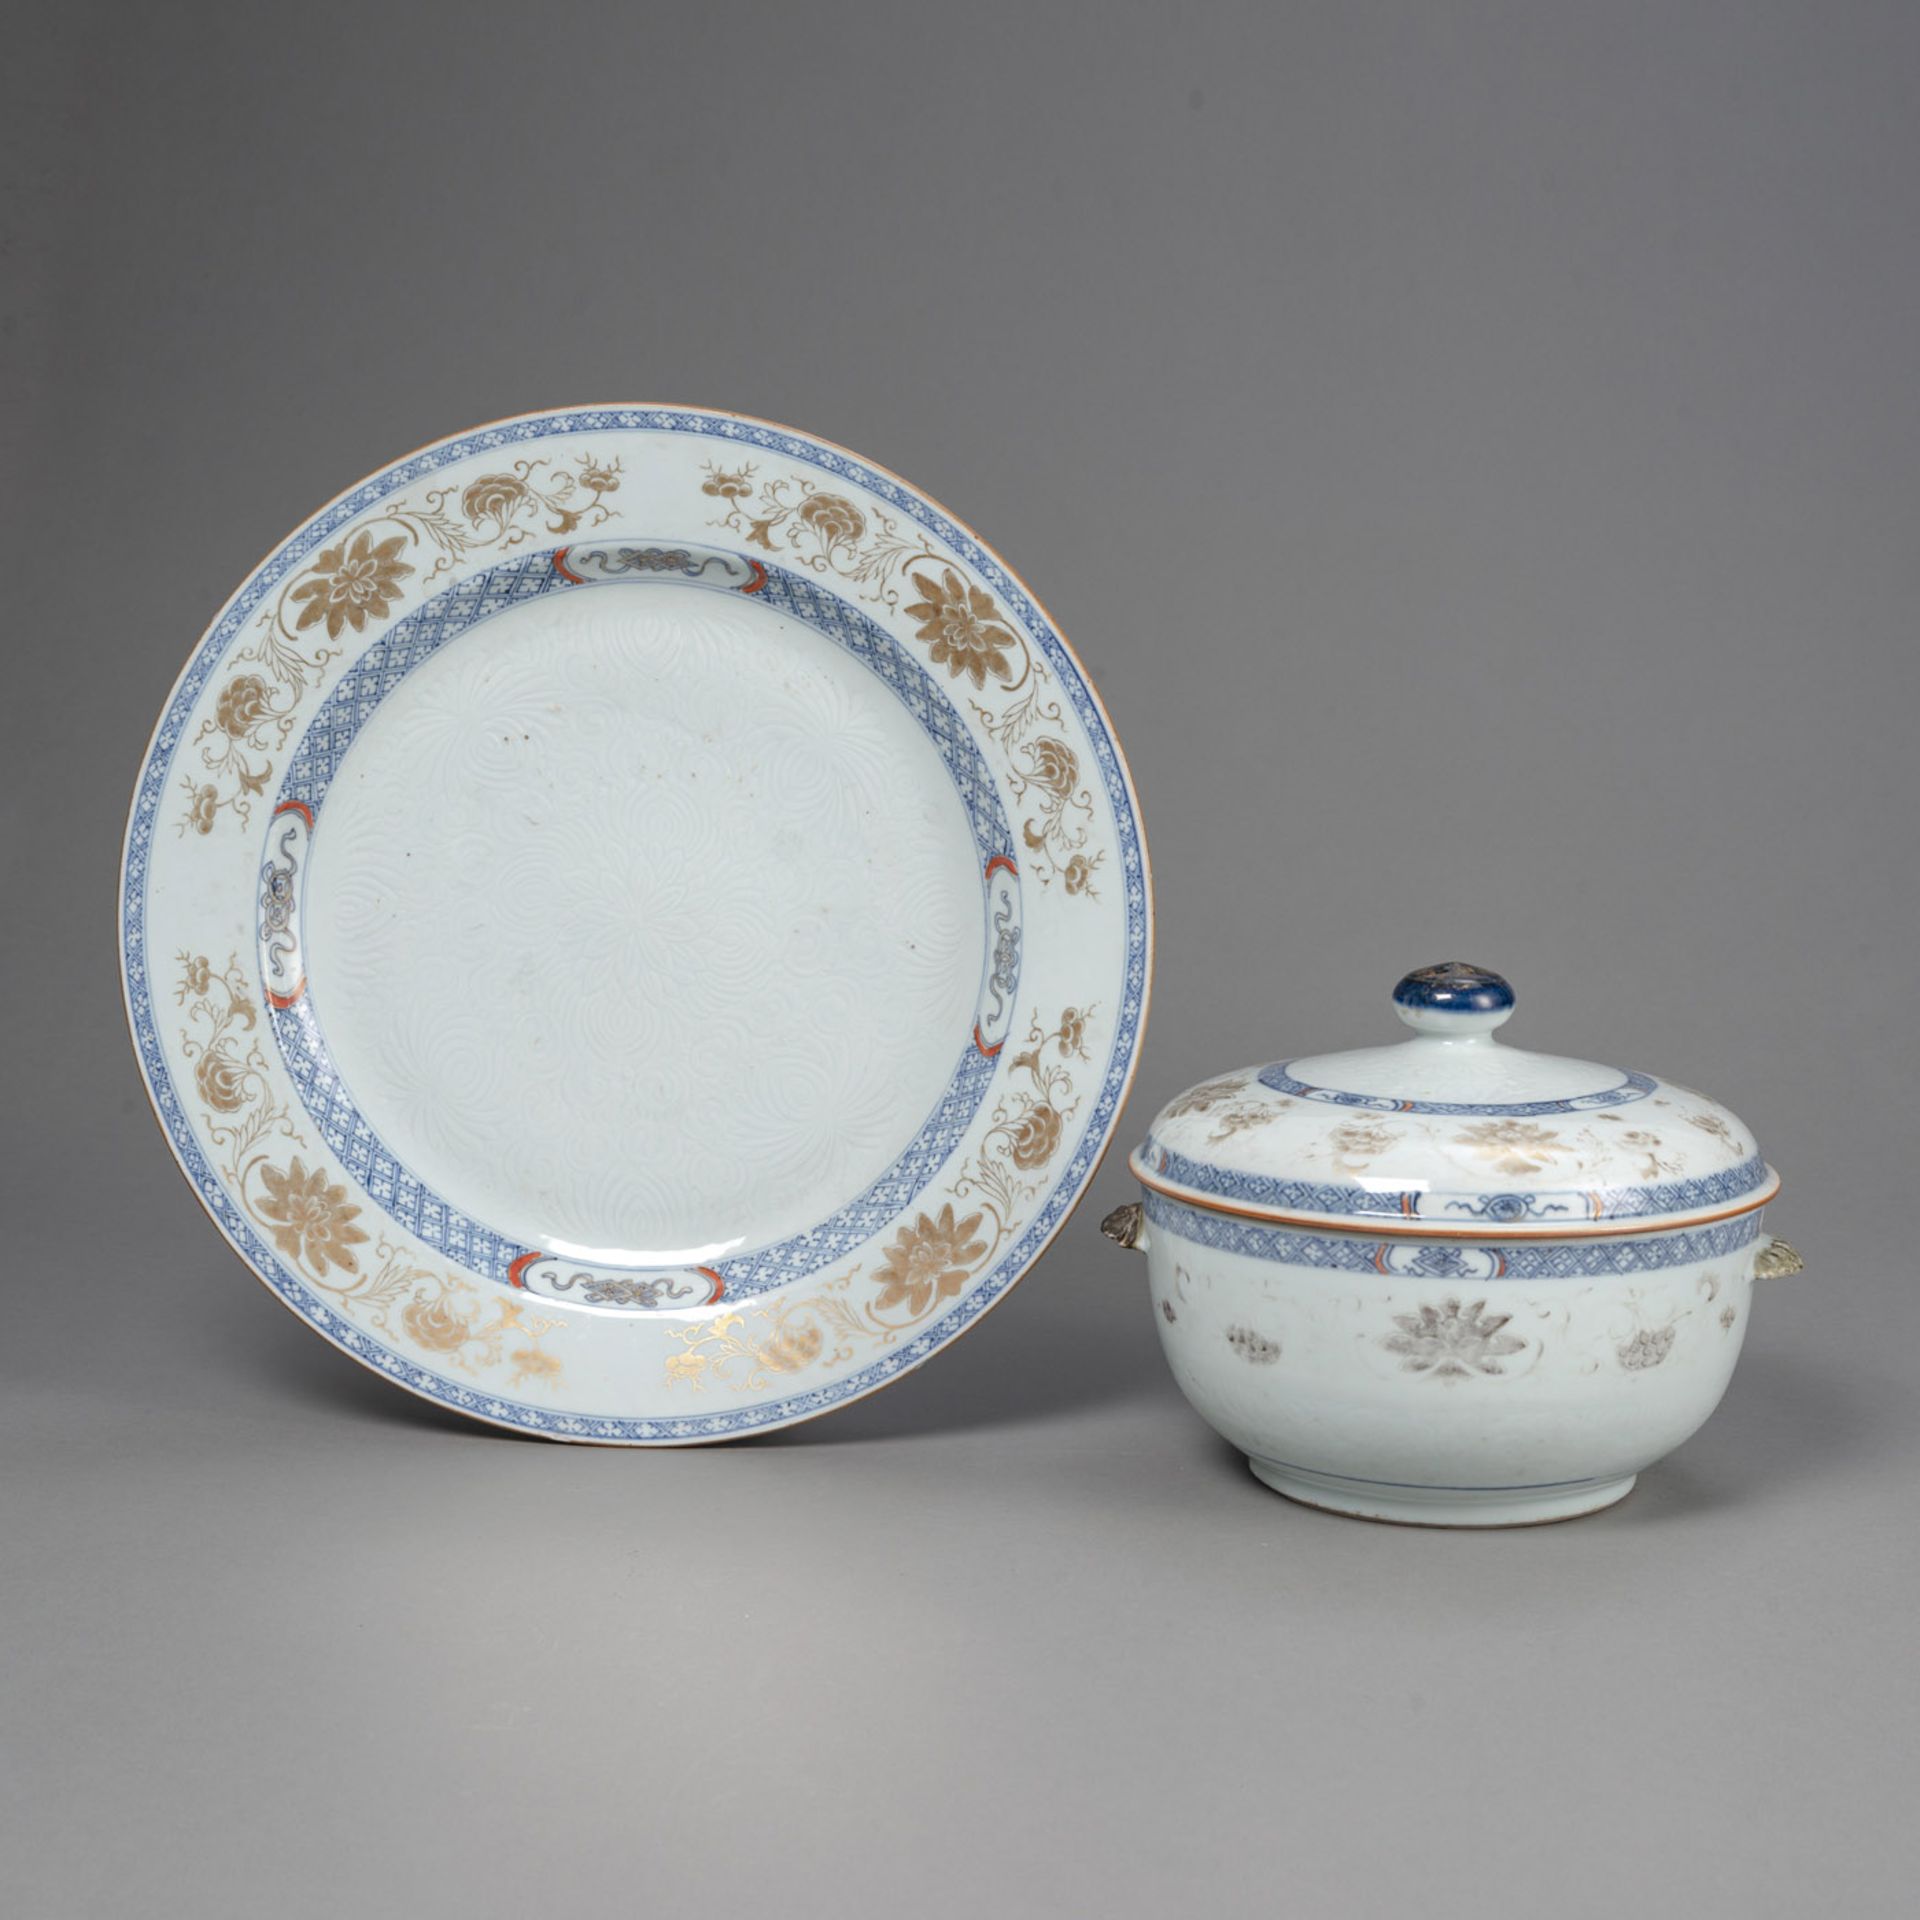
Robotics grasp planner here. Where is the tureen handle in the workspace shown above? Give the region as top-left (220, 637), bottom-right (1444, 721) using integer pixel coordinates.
top-left (1101, 1202), bottom-right (1149, 1254)
top-left (1753, 1237), bottom-right (1804, 1279)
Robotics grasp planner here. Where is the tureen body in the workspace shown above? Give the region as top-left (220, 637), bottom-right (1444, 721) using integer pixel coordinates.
top-left (1107, 964), bottom-right (1798, 1526)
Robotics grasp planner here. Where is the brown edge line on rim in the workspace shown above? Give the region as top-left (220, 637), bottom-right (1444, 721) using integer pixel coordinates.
top-left (117, 401), bottom-right (1156, 1447)
top-left (1128, 1160), bottom-right (1781, 1241)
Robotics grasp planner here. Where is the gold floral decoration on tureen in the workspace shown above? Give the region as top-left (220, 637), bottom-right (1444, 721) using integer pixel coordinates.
top-left (1454, 1120), bottom-right (1570, 1176)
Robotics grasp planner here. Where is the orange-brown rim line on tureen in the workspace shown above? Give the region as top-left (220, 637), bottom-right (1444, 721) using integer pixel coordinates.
top-left (118, 402), bottom-right (1155, 1446)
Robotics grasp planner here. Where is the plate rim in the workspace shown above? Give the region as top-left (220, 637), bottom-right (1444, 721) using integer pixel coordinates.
top-left (119, 401), bottom-right (1155, 1443)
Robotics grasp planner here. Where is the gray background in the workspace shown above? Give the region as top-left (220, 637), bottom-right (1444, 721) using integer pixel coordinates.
top-left (5, 3), bottom-right (1917, 1913)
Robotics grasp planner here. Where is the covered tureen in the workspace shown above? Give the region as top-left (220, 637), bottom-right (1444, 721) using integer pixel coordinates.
top-left (1102, 963), bottom-right (1799, 1526)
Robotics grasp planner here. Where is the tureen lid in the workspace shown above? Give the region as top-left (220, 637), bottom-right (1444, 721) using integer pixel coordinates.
top-left (1132, 964), bottom-right (1777, 1237)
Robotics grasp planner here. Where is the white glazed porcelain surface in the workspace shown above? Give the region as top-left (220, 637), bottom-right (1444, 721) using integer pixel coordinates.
top-left (1136, 1190), bottom-right (1763, 1526)
top-left (123, 407), bottom-right (1151, 1440)
top-left (1135, 964), bottom-right (1775, 1235)
top-left (1118, 965), bottom-right (1786, 1524)
top-left (303, 582), bottom-right (981, 1259)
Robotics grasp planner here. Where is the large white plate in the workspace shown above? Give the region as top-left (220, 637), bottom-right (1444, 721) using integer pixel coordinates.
top-left (122, 407), bottom-right (1151, 1440)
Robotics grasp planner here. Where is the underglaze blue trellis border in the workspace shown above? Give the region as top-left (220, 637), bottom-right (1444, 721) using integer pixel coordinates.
top-left (1143, 1190), bottom-right (1763, 1277)
top-left (280, 549), bottom-right (1012, 849)
top-left (122, 407), bottom-right (1151, 1440)
top-left (1257, 1063), bottom-right (1659, 1116)
top-left (269, 543), bottom-right (1016, 1297)
top-left (1140, 1139), bottom-right (1771, 1227)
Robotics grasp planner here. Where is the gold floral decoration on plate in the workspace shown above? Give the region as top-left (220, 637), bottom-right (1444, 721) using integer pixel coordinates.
top-left (183, 453), bottom-right (623, 835)
top-left (904, 567), bottom-right (1016, 690)
top-left (238, 1183), bottom-right (568, 1389)
top-left (701, 463), bottom-right (963, 612)
top-left (176, 951), bottom-right (304, 1187)
top-left (290, 530), bottom-right (414, 640)
top-left (698, 464), bottom-right (1108, 899)
top-left (130, 412), bottom-right (1146, 1446)
top-left (254, 1157), bottom-right (370, 1279)
top-left (872, 1203), bottom-right (992, 1317)
top-left (666, 1005), bottom-right (1096, 1393)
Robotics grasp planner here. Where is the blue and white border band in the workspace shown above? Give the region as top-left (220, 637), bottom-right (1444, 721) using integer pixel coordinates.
top-left (1139, 1139), bottom-right (1771, 1227)
top-left (264, 544), bottom-right (1016, 1297)
top-left (1142, 1189), bottom-right (1764, 1278)
top-left (279, 548), bottom-right (1014, 856)
top-left (1256, 1062), bottom-right (1658, 1116)
top-left (121, 407), bottom-right (1151, 1441)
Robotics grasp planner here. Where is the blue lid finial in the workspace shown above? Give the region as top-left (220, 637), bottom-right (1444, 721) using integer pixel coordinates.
top-left (1392, 963), bottom-right (1515, 1026)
